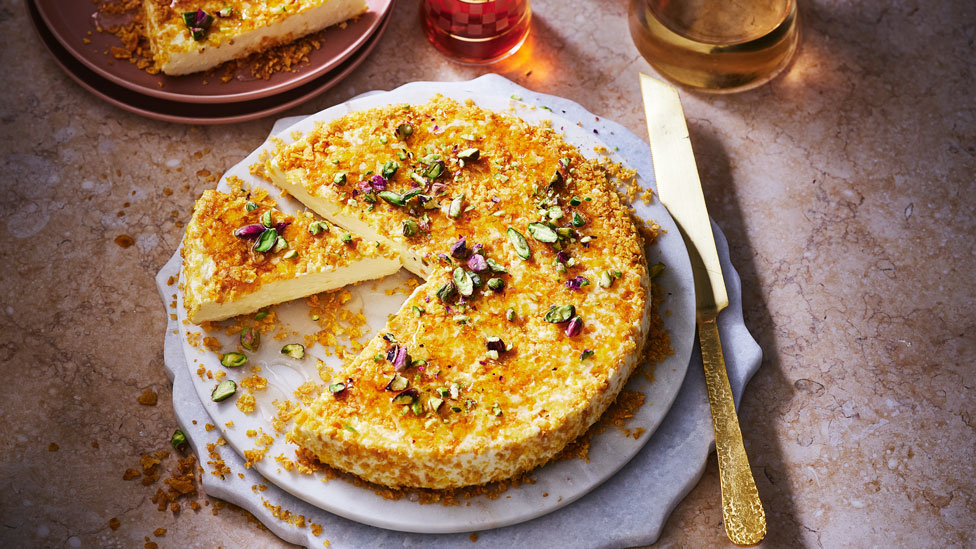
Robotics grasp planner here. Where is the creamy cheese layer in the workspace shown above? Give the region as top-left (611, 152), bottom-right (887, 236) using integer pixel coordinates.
top-left (144, 0), bottom-right (367, 76)
top-left (190, 257), bottom-right (399, 322)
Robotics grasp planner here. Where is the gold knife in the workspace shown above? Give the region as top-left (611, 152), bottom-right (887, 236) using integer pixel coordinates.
top-left (639, 73), bottom-right (766, 546)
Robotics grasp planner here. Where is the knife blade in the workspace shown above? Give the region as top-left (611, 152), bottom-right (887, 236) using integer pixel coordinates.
top-left (640, 73), bottom-right (766, 547)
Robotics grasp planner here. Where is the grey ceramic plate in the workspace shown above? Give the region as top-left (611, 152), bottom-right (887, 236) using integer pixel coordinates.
top-left (168, 78), bottom-right (695, 533)
top-left (156, 75), bottom-right (762, 547)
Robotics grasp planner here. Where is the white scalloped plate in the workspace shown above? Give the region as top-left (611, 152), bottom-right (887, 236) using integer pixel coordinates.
top-left (166, 76), bottom-right (698, 534)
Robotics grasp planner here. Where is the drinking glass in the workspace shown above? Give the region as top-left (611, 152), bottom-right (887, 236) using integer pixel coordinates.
top-left (420, 0), bottom-right (531, 64)
top-left (629, 0), bottom-right (799, 93)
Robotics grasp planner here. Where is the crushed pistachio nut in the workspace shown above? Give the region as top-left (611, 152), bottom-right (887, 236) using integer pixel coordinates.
top-left (211, 380), bottom-right (236, 402)
top-left (281, 344), bottom-right (305, 359)
top-left (448, 194), bottom-right (465, 218)
top-left (507, 227), bottom-right (531, 259)
top-left (220, 352), bottom-right (247, 368)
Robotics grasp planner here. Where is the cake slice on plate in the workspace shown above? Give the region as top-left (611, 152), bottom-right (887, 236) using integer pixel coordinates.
top-left (181, 188), bottom-right (400, 323)
top-left (143, 0), bottom-right (368, 76)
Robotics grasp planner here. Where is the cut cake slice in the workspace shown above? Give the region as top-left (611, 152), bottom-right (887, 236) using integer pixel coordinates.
top-left (143, 0), bottom-right (368, 76)
top-left (181, 188), bottom-right (400, 323)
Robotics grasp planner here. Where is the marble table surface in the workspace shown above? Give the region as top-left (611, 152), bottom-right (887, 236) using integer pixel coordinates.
top-left (1, 0), bottom-right (973, 547)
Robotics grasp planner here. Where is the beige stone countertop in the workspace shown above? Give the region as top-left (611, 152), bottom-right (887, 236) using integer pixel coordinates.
top-left (1, 0), bottom-right (973, 547)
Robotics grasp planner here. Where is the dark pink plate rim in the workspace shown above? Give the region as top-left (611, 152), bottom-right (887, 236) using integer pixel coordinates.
top-left (32, 0), bottom-right (394, 104)
top-left (27, 0), bottom-right (393, 124)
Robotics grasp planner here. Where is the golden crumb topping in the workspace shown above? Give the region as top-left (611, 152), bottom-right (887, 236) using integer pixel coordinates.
top-left (271, 97), bottom-right (645, 280)
top-left (271, 97), bottom-right (656, 489)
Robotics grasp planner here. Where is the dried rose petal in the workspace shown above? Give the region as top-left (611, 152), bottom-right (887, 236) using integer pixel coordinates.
top-left (388, 345), bottom-right (410, 371)
top-left (370, 174), bottom-right (388, 191)
top-left (450, 238), bottom-right (469, 259)
top-left (565, 276), bottom-right (590, 291)
top-left (565, 316), bottom-right (583, 337)
top-left (233, 224), bottom-right (266, 239)
top-left (467, 254), bottom-right (488, 272)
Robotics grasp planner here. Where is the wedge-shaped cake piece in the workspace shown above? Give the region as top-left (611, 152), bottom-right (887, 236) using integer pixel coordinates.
top-left (181, 188), bottom-right (399, 323)
top-left (270, 97), bottom-right (654, 489)
top-left (144, 0), bottom-right (368, 76)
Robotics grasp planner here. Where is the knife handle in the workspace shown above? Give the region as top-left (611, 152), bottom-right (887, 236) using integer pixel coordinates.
top-left (699, 317), bottom-right (767, 546)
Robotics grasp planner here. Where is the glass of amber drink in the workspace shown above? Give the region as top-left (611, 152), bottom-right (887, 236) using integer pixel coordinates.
top-left (629, 0), bottom-right (800, 93)
top-left (420, 0), bottom-right (531, 64)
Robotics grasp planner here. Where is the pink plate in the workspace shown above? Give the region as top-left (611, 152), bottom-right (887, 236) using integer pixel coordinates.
top-left (27, 0), bottom-right (393, 124)
top-left (33, 0), bottom-right (394, 104)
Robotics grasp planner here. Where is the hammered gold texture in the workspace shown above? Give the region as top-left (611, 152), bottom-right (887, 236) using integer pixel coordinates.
top-left (700, 318), bottom-right (767, 546)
